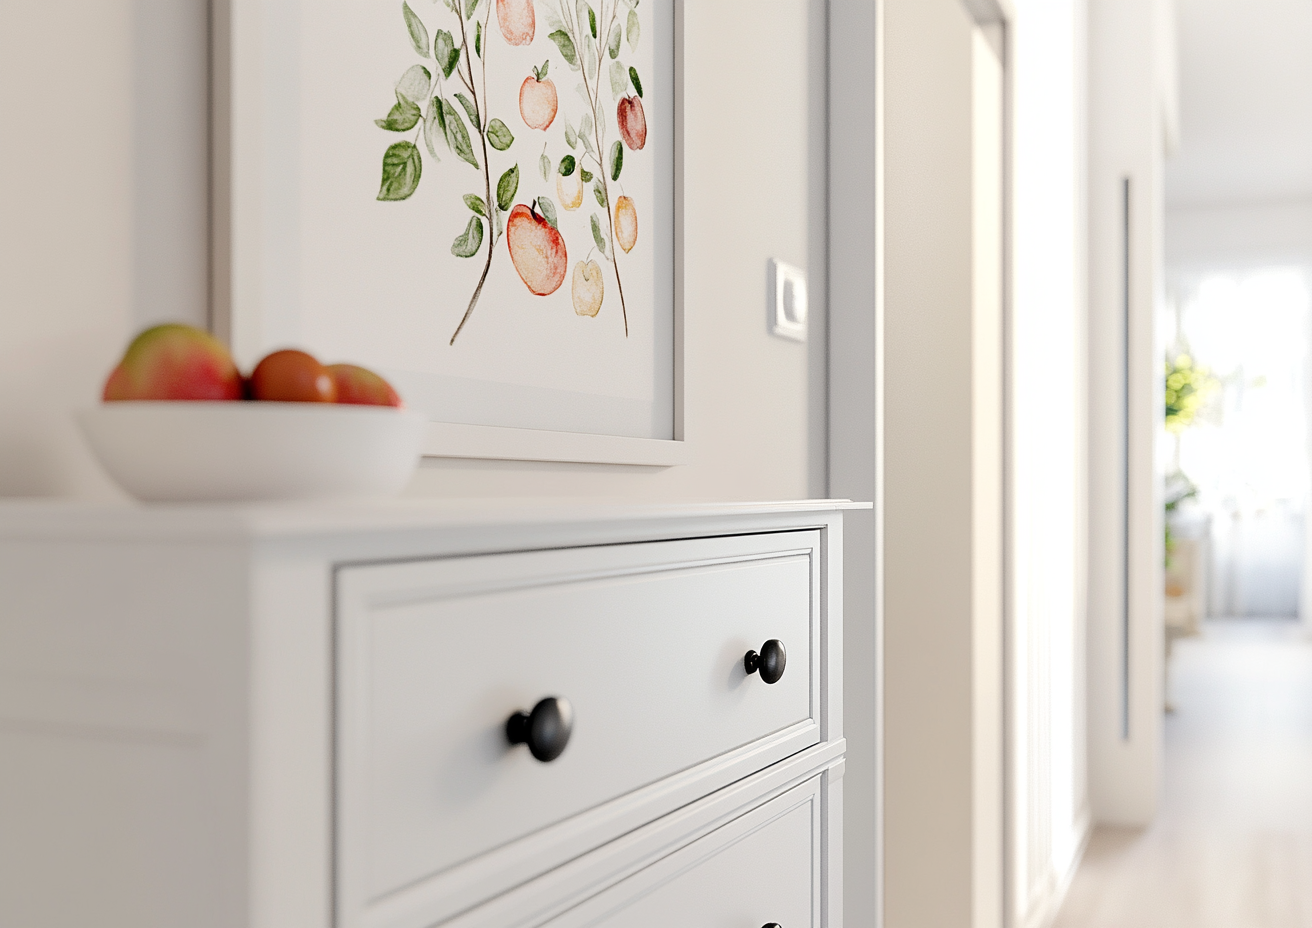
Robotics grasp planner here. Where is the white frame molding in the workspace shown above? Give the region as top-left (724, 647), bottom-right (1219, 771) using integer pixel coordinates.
top-left (211, 0), bottom-right (686, 468)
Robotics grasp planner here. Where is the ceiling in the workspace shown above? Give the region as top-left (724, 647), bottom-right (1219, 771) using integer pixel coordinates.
top-left (1165, 0), bottom-right (1312, 209)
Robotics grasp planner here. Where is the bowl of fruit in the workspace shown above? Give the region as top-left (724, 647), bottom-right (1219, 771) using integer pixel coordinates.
top-left (78, 324), bottom-right (427, 502)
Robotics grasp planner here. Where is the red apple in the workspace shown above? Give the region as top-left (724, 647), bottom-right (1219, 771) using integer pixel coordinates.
top-left (249, 349), bottom-right (337, 403)
top-left (497, 0), bottom-right (535, 45)
top-left (506, 202), bottom-right (568, 296)
top-left (327, 363), bottom-right (403, 407)
top-left (617, 95), bottom-right (647, 150)
top-left (102, 323), bottom-right (243, 401)
top-left (519, 73), bottom-right (557, 130)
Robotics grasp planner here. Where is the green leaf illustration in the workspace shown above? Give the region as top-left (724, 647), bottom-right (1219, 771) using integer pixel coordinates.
top-left (475, 20), bottom-right (482, 57)
top-left (588, 5), bottom-right (597, 38)
top-left (454, 92), bottom-right (479, 129)
top-left (548, 30), bottom-right (579, 68)
top-left (452, 215), bottom-right (484, 257)
top-left (608, 23), bottom-right (622, 58)
top-left (402, 2), bottom-right (430, 57)
top-left (627, 9), bottom-right (640, 50)
top-left (538, 196), bottom-right (559, 230)
top-left (464, 194), bottom-right (488, 216)
top-left (535, 60), bottom-right (550, 81)
top-left (465, 0), bottom-right (480, 19)
top-left (610, 60), bottom-right (627, 97)
top-left (559, 154), bottom-right (577, 176)
top-left (424, 98), bottom-right (444, 158)
top-left (375, 91), bottom-right (422, 131)
top-left (539, 151), bottom-right (551, 182)
top-left (579, 111), bottom-right (593, 139)
top-left (487, 118), bottom-right (515, 150)
top-left (565, 120), bottom-right (577, 149)
top-left (434, 95), bottom-right (449, 134)
top-left (581, 167), bottom-right (593, 182)
top-left (497, 164), bottom-right (520, 212)
top-left (593, 177), bottom-right (607, 207)
top-left (398, 65), bottom-right (432, 106)
top-left (591, 212), bottom-right (608, 255)
top-left (629, 67), bottom-right (643, 98)
top-left (378, 141), bottom-right (423, 200)
top-left (443, 99), bottom-right (479, 167)
top-left (434, 30), bottom-right (459, 78)
top-left (609, 140), bottom-right (623, 180)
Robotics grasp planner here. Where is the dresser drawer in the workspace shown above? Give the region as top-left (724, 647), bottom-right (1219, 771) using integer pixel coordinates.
top-left (335, 530), bottom-right (822, 924)
top-left (542, 774), bottom-right (820, 928)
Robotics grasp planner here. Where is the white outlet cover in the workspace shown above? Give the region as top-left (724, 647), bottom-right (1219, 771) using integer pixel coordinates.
top-left (770, 259), bottom-right (808, 342)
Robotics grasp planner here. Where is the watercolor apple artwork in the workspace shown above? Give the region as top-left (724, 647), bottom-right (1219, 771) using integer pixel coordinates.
top-left (572, 260), bottom-right (604, 317)
top-left (614, 196), bottom-right (638, 253)
top-left (103, 324), bottom-right (244, 402)
top-left (507, 201), bottom-right (568, 296)
top-left (617, 95), bottom-right (647, 150)
top-left (557, 154), bottom-right (582, 210)
top-left (249, 349), bottom-right (337, 403)
top-left (327, 364), bottom-right (403, 407)
top-left (496, 0), bottom-right (535, 45)
top-left (520, 61), bottom-right (557, 130)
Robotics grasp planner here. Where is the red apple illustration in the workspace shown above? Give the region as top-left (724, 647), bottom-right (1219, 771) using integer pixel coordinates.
top-left (102, 323), bottom-right (243, 401)
top-left (507, 201), bottom-right (568, 296)
top-left (497, 0), bottom-right (535, 46)
top-left (519, 62), bottom-right (557, 130)
top-left (617, 95), bottom-right (647, 150)
top-left (327, 364), bottom-right (403, 407)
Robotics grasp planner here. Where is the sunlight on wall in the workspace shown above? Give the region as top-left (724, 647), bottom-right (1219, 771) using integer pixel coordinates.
top-left (1169, 267), bottom-right (1311, 617)
top-left (1011, 0), bottom-right (1088, 920)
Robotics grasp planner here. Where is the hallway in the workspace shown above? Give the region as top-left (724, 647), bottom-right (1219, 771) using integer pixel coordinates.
top-left (1055, 620), bottom-right (1312, 927)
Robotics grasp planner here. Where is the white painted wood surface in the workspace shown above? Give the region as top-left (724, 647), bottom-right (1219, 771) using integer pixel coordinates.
top-left (544, 775), bottom-right (822, 928)
top-left (0, 500), bottom-right (858, 928)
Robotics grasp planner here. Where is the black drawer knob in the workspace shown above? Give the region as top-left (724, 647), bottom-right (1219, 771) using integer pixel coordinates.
top-left (744, 639), bottom-right (787, 684)
top-left (762, 924), bottom-right (783, 928)
top-left (506, 696), bottom-right (574, 762)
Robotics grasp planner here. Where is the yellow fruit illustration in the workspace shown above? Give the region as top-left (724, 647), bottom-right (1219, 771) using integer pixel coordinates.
top-left (558, 171), bottom-right (583, 210)
top-left (572, 260), bottom-right (604, 317)
top-left (614, 196), bottom-right (638, 253)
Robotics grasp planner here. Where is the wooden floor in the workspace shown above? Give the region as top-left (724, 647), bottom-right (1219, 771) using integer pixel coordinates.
top-left (1054, 619), bottom-right (1312, 928)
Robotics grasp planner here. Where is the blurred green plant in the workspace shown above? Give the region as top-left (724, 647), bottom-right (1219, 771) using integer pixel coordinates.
top-left (1164, 353), bottom-right (1220, 433)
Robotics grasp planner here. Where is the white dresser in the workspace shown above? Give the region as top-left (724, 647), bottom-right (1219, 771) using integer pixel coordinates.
top-left (0, 500), bottom-right (856, 928)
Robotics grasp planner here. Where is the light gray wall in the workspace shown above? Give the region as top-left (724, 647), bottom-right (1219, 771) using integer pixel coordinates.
top-left (0, 0), bottom-right (828, 505)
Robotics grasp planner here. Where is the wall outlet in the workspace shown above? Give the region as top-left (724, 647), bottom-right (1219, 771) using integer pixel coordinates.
top-left (770, 259), bottom-right (808, 342)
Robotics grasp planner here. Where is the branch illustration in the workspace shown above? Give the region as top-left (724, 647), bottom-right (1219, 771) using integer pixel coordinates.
top-left (549, 0), bottom-right (641, 337)
top-left (373, 0), bottom-right (520, 346)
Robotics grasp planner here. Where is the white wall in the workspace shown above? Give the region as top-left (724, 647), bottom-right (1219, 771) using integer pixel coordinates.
top-left (1167, 200), bottom-right (1312, 273)
top-left (0, 0), bottom-right (827, 505)
top-left (1086, 0), bottom-right (1170, 827)
top-left (1008, 0), bottom-right (1091, 924)
top-left (880, 2), bottom-right (1006, 925)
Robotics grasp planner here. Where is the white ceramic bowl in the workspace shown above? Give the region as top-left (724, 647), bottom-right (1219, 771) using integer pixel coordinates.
top-left (77, 402), bottom-right (427, 502)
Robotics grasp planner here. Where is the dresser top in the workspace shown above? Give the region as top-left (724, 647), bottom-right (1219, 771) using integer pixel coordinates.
top-left (0, 498), bottom-right (870, 543)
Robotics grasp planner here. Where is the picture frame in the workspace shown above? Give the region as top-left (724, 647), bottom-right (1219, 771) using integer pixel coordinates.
top-left (212, 0), bottom-right (685, 466)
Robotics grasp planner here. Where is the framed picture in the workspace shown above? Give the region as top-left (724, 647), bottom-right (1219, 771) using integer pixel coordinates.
top-left (213, 0), bottom-right (683, 465)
